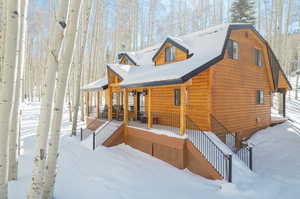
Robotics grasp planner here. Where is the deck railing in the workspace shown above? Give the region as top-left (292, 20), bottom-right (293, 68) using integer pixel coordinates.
top-left (236, 143), bottom-right (253, 170)
top-left (128, 111), bottom-right (180, 134)
top-left (210, 114), bottom-right (253, 171)
top-left (186, 116), bottom-right (232, 182)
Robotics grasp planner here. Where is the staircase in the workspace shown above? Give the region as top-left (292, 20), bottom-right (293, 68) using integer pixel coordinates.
top-left (93, 121), bottom-right (123, 149)
top-left (81, 121), bottom-right (123, 150)
top-left (186, 116), bottom-right (254, 183)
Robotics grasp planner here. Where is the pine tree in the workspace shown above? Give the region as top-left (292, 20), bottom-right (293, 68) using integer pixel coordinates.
top-left (230, 0), bottom-right (256, 25)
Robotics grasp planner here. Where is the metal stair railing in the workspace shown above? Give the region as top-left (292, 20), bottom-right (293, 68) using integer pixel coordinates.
top-left (210, 114), bottom-right (253, 171)
top-left (80, 118), bottom-right (99, 141)
top-left (186, 116), bottom-right (233, 182)
top-left (92, 121), bottom-right (112, 150)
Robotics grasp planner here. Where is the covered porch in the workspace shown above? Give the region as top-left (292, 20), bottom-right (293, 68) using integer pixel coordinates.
top-left (105, 85), bottom-right (193, 137)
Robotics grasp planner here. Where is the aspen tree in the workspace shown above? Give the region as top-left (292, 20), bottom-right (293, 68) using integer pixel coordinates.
top-left (0, 0), bottom-right (19, 198)
top-left (72, 0), bottom-right (92, 136)
top-left (42, 0), bottom-right (82, 198)
top-left (8, 0), bottom-right (28, 181)
top-left (27, 0), bottom-right (69, 198)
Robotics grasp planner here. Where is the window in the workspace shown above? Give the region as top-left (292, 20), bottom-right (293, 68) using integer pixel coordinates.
top-left (256, 90), bottom-right (264, 104)
top-left (227, 39), bottom-right (239, 60)
top-left (254, 48), bottom-right (262, 66)
top-left (165, 46), bottom-right (176, 62)
top-left (174, 89), bottom-right (181, 106)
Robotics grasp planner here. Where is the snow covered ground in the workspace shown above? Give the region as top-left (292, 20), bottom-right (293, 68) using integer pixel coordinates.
top-left (8, 83), bottom-right (300, 199)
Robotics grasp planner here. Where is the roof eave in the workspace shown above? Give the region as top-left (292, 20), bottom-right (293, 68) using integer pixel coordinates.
top-left (120, 78), bottom-right (184, 89)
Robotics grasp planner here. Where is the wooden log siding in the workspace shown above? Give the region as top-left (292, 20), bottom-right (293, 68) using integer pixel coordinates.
top-left (147, 69), bottom-right (211, 131)
top-left (211, 29), bottom-right (272, 133)
top-left (154, 42), bottom-right (188, 66)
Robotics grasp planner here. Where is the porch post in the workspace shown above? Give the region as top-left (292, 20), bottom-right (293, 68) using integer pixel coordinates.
top-left (134, 93), bottom-right (138, 120)
top-left (96, 91), bottom-right (100, 118)
top-left (123, 89), bottom-right (128, 126)
top-left (116, 92), bottom-right (120, 118)
top-left (180, 86), bottom-right (187, 136)
top-left (147, 88), bottom-right (152, 128)
top-left (108, 87), bottom-right (112, 121)
top-left (283, 90), bottom-right (286, 118)
top-left (85, 92), bottom-right (89, 117)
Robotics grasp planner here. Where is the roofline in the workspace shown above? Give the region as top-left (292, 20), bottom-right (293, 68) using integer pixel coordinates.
top-left (120, 24), bottom-right (292, 90)
top-left (152, 37), bottom-right (189, 62)
top-left (118, 53), bottom-right (138, 65)
top-left (120, 78), bottom-right (184, 89)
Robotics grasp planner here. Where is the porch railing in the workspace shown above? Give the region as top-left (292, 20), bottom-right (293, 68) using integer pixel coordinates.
top-left (128, 111), bottom-right (180, 135)
top-left (186, 116), bottom-right (232, 182)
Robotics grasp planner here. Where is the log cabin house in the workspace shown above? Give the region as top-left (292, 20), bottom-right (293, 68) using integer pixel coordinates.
top-left (81, 24), bottom-right (291, 181)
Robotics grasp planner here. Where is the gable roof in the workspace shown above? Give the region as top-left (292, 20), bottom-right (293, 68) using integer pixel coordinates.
top-left (152, 37), bottom-right (190, 62)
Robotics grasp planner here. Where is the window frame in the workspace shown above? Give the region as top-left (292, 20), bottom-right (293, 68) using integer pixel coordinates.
top-left (256, 90), bottom-right (264, 105)
top-left (254, 48), bottom-right (263, 67)
top-left (165, 46), bottom-right (176, 63)
top-left (227, 39), bottom-right (239, 60)
top-left (174, 89), bottom-right (181, 106)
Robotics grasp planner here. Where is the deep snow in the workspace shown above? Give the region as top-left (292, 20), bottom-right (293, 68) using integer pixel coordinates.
top-left (8, 79), bottom-right (300, 198)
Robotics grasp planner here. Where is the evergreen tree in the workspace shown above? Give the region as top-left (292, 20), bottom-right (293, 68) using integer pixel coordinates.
top-left (230, 0), bottom-right (256, 25)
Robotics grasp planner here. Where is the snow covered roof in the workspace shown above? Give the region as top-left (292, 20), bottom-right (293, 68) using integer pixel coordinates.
top-left (107, 64), bottom-right (133, 80)
top-left (119, 24), bottom-right (231, 88)
top-left (84, 23), bottom-right (291, 90)
top-left (81, 76), bottom-right (108, 91)
top-left (118, 44), bottom-right (160, 66)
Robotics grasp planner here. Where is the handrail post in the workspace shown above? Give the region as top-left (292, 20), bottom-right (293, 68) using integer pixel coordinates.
top-left (228, 154), bottom-right (232, 183)
top-left (249, 147), bottom-right (253, 171)
top-left (93, 132), bottom-right (96, 150)
top-left (80, 128), bottom-right (83, 141)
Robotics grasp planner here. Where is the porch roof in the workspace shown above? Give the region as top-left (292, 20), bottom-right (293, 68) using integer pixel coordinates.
top-left (81, 76), bottom-right (108, 91)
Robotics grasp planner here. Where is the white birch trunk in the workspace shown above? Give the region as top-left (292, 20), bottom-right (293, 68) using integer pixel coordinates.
top-left (296, 73), bottom-right (299, 100)
top-left (0, 0), bottom-right (19, 198)
top-left (42, 0), bottom-right (82, 198)
top-left (27, 1), bottom-right (69, 198)
top-left (8, 0), bottom-right (28, 181)
top-left (72, 0), bottom-right (92, 135)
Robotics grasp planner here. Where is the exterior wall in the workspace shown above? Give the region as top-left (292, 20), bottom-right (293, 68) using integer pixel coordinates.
top-left (145, 69), bottom-right (210, 131)
top-left (122, 127), bottom-right (222, 180)
top-left (187, 69), bottom-right (211, 130)
top-left (211, 29), bottom-right (272, 134)
top-left (154, 42), bottom-right (187, 66)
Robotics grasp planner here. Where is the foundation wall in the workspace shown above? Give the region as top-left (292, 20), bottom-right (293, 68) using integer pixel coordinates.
top-left (107, 127), bottom-right (222, 180)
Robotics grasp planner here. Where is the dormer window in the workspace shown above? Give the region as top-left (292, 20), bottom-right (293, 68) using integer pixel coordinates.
top-left (122, 57), bottom-right (134, 65)
top-left (165, 46), bottom-right (176, 62)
